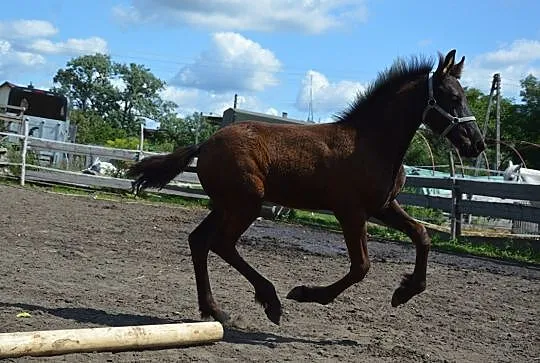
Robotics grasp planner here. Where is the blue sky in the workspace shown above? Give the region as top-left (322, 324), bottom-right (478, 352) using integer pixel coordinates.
top-left (1, 0), bottom-right (539, 122)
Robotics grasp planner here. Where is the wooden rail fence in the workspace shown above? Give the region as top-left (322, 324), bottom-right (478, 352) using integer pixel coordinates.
top-left (1, 119), bottom-right (539, 240)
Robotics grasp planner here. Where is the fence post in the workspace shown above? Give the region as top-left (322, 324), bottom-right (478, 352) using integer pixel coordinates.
top-left (138, 122), bottom-right (144, 161)
top-left (448, 151), bottom-right (463, 240)
top-left (454, 184), bottom-right (462, 238)
top-left (20, 119), bottom-right (29, 186)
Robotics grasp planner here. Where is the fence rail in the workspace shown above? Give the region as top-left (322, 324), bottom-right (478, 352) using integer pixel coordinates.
top-left (1, 119), bottom-right (539, 240)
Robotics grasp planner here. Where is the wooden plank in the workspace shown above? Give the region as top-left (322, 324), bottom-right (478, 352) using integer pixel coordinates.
top-left (0, 114), bottom-right (24, 123)
top-left (24, 168), bottom-right (204, 197)
top-left (0, 131), bottom-right (24, 139)
top-left (457, 178), bottom-right (540, 202)
top-left (26, 169), bottom-right (133, 190)
top-left (404, 175), bottom-right (454, 190)
top-left (461, 199), bottom-right (540, 223)
top-left (396, 193), bottom-right (453, 212)
top-left (28, 137), bottom-right (140, 161)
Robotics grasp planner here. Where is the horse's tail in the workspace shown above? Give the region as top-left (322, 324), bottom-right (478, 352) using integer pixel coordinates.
top-left (127, 144), bottom-right (201, 195)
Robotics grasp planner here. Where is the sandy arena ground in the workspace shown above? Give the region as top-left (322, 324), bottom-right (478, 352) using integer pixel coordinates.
top-left (0, 184), bottom-right (538, 362)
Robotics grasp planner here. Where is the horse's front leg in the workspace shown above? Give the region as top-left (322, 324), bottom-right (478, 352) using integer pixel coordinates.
top-left (372, 199), bottom-right (431, 306)
top-left (287, 211), bottom-right (370, 305)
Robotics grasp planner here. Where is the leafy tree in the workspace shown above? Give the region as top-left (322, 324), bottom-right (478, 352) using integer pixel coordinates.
top-left (464, 87), bottom-right (517, 170)
top-left (464, 77), bottom-right (539, 169)
top-left (113, 63), bottom-right (166, 134)
top-left (51, 54), bottom-right (179, 145)
top-left (159, 112), bottom-right (218, 148)
top-left (69, 109), bottom-right (125, 145)
top-left (513, 75), bottom-right (540, 168)
top-left (51, 54), bottom-right (118, 116)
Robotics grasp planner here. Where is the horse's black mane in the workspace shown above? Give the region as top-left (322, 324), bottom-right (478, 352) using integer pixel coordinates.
top-left (335, 54), bottom-right (438, 122)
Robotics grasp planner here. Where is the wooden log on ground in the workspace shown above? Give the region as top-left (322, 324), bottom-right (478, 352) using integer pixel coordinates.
top-left (0, 322), bottom-right (223, 358)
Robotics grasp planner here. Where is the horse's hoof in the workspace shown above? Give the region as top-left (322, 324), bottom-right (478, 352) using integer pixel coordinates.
top-left (265, 304), bottom-right (282, 325)
top-left (286, 285), bottom-right (309, 302)
top-left (391, 275), bottom-right (426, 307)
top-left (391, 288), bottom-right (406, 307)
top-left (287, 285), bottom-right (333, 305)
top-left (209, 310), bottom-right (230, 324)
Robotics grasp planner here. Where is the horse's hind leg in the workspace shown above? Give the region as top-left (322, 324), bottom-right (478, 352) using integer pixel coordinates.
top-left (188, 210), bottom-right (229, 323)
top-left (210, 204), bottom-right (282, 325)
top-left (372, 199), bottom-right (431, 307)
top-left (287, 211), bottom-right (370, 305)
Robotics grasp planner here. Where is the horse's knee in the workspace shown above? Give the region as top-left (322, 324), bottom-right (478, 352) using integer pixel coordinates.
top-left (414, 224), bottom-right (431, 248)
top-left (350, 261), bottom-right (370, 283)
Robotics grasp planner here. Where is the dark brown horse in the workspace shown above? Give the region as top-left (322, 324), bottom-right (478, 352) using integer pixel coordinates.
top-left (127, 50), bottom-right (485, 326)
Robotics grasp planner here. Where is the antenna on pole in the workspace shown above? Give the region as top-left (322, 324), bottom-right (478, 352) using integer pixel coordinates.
top-left (307, 74), bottom-right (314, 122)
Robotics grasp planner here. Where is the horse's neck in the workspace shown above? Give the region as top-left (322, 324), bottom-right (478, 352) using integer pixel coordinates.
top-left (520, 168), bottom-right (540, 184)
top-left (362, 84), bottom-right (425, 169)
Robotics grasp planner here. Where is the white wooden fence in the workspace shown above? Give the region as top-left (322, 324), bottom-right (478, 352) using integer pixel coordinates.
top-left (1, 119), bottom-right (539, 240)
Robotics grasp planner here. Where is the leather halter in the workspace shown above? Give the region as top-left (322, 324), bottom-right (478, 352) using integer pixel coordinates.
top-left (421, 75), bottom-right (476, 137)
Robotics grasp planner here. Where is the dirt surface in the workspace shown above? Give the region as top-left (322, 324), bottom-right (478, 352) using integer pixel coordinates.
top-left (0, 184), bottom-right (538, 362)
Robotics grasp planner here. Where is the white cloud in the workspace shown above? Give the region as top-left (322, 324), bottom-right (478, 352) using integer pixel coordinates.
top-left (172, 32), bottom-right (281, 92)
top-left (161, 85), bottom-right (269, 118)
top-left (28, 37), bottom-right (108, 55)
top-left (460, 39), bottom-right (540, 99)
top-left (113, 0), bottom-right (368, 34)
top-left (0, 19), bottom-right (108, 80)
top-left (481, 39), bottom-right (540, 66)
top-left (0, 40), bottom-right (46, 78)
top-left (0, 20), bottom-right (58, 40)
top-left (265, 107), bottom-right (279, 116)
top-left (295, 70), bottom-right (364, 115)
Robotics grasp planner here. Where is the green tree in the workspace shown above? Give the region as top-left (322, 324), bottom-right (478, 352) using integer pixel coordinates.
top-left (513, 75), bottom-right (540, 168)
top-left (69, 109), bottom-right (126, 145)
top-left (113, 63), bottom-right (166, 134)
top-left (159, 112), bottom-right (219, 148)
top-left (51, 54), bottom-right (179, 145)
top-left (464, 87), bottom-right (525, 170)
top-left (51, 53), bottom-right (118, 116)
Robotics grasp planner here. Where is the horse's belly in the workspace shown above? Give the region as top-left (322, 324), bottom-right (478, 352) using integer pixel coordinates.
top-left (263, 178), bottom-right (332, 210)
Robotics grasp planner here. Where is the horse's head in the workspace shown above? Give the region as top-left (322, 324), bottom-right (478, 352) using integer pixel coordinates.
top-left (503, 160), bottom-right (522, 182)
top-left (422, 50), bottom-right (485, 157)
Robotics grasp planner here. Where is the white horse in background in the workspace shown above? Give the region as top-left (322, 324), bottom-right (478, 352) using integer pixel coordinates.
top-left (503, 160), bottom-right (540, 185)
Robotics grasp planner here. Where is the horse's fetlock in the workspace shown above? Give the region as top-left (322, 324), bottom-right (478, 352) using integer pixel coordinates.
top-left (350, 261), bottom-right (370, 282)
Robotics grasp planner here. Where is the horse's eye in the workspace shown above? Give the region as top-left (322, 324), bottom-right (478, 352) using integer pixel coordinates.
top-left (451, 95), bottom-right (460, 102)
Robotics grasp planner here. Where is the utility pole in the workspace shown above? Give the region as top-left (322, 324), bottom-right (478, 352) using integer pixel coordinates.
top-left (475, 73), bottom-right (501, 173)
top-left (195, 112), bottom-right (203, 145)
top-left (495, 74), bottom-right (501, 170)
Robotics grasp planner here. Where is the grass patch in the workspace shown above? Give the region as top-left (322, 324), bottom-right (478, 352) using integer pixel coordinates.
top-left (430, 237), bottom-right (540, 264)
top-left (283, 208), bottom-right (539, 265)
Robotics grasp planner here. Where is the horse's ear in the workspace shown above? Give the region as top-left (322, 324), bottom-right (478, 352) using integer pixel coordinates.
top-left (450, 56), bottom-right (465, 79)
top-left (435, 49), bottom-right (456, 78)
